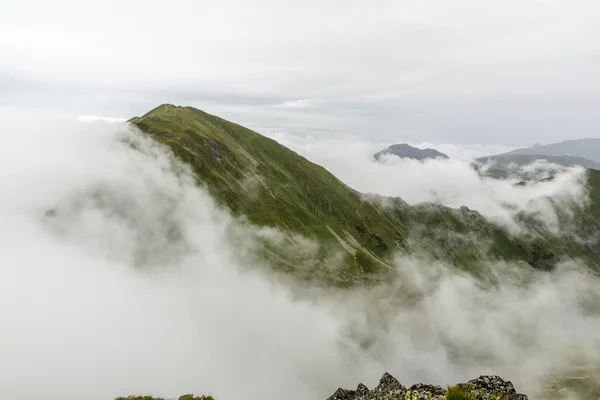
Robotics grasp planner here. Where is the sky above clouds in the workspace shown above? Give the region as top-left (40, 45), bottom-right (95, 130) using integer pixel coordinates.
top-left (2, 0), bottom-right (600, 145)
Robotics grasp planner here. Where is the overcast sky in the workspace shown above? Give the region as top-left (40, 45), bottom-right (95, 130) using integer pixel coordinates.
top-left (2, 0), bottom-right (599, 145)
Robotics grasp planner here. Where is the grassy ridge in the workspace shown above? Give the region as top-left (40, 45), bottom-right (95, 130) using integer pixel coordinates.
top-left (129, 105), bottom-right (600, 281)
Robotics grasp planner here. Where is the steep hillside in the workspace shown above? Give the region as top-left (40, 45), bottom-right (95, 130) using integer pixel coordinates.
top-left (374, 143), bottom-right (449, 161)
top-left (129, 105), bottom-right (600, 282)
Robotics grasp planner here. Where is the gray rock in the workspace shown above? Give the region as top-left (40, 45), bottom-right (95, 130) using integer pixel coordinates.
top-left (327, 373), bottom-right (529, 400)
top-left (374, 143), bottom-right (449, 162)
top-left (462, 375), bottom-right (529, 400)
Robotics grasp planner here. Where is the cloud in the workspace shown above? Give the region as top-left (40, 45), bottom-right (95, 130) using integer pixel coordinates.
top-left (273, 99), bottom-right (320, 109)
top-left (0, 109), bottom-right (599, 400)
top-left (0, 109), bottom-right (346, 399)
top-left (77, 115), bottom-right (127, 124)
top-left (2, 1), bottom-right (600, 144)
top-left (263, 131), bottom-right (589, 235)
top-left (411, 141), bottom-right (516, 161)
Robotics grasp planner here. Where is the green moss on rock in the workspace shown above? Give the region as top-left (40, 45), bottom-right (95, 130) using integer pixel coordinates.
top-left (327, 373), bottom-right (528, 400)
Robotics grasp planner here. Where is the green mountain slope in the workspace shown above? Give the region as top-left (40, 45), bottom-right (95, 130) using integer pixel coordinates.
top-left (129, 105), bottom-right (600, 282)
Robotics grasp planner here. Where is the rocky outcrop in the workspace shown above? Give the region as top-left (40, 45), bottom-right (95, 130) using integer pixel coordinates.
top-left (327, 373), bottom-right (528, 400)
top-left (373, 143), bottom-right (449, 162)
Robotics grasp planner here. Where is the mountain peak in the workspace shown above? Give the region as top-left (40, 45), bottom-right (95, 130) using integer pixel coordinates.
top-left (374, 143), bottom-right (448, 161)
top-left (128, 104), bottom-right (600, 279)
top-left (129, 104), bottom-right (222, 128)
top-left (149, 103), bottom-right (181, 113)
top-left (479, 138), bottom-right (600, 168)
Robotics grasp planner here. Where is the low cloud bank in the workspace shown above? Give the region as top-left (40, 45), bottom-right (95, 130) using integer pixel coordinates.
top-left (0, 110), bottom-right (598, 400)
top-left (264, 131), bottom-right (589, 234)
top-left (77, 115), bottom-right (127, 124)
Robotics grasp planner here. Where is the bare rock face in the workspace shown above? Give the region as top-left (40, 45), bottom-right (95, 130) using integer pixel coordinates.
top-left (459, 375), bottom-right (528, 400)
top-left (326, 373), bottom-right (529, 400)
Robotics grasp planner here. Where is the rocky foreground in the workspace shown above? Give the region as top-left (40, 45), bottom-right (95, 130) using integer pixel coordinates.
top-left (116, 396), bottom-right (214, 400)
top-left (327, 373), bottom-right (528, 400)
top-left (118, 373), bottom-right (528, 400)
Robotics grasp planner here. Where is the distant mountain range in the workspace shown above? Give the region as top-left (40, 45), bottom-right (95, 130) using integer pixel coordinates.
top-left (503, 138), bottom-right (600, 163)
top-left (476, 138), bottom-right (600, 171)
top-left (373, 143), bottom-right (449, 161)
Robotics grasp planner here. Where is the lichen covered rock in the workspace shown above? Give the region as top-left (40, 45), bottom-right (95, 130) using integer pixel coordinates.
top-left (326, 373), bottom-right (528, 400)
top-left (460, 375), bottom-right (528, 400)
top-left (404, 383), bottom-right (446, 400)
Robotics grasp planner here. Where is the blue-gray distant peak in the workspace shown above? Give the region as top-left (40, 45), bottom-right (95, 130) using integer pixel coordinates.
top-left (374, 143), bottom-right (449, 161)
top-left (503, 138), bottom-right (600, 164)
top-left (476, 138), bottom-right (600, 171)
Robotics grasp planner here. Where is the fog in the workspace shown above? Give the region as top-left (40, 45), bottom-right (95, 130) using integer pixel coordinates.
top-left (4, 1), bottom-right (600, 145)
top-left (264, 131), bottom-right (589, 234)
top-left (1, 110), bottom-right (599, 400)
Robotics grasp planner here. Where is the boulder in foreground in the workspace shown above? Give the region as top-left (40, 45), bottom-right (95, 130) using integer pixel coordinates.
top-left (327, 373), bottom-right (528, 400)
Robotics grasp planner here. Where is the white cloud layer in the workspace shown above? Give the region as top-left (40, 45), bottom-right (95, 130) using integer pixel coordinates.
top-left (265, 131), bottom-right (588, 233)
top-left (1, 109), bottom-right (599, 400)
top-left (77, 115), bottom-right (127, 124)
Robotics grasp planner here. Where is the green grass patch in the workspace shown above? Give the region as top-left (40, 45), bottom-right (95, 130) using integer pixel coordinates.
top-left (446, 385), bottom-right (475, 400)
